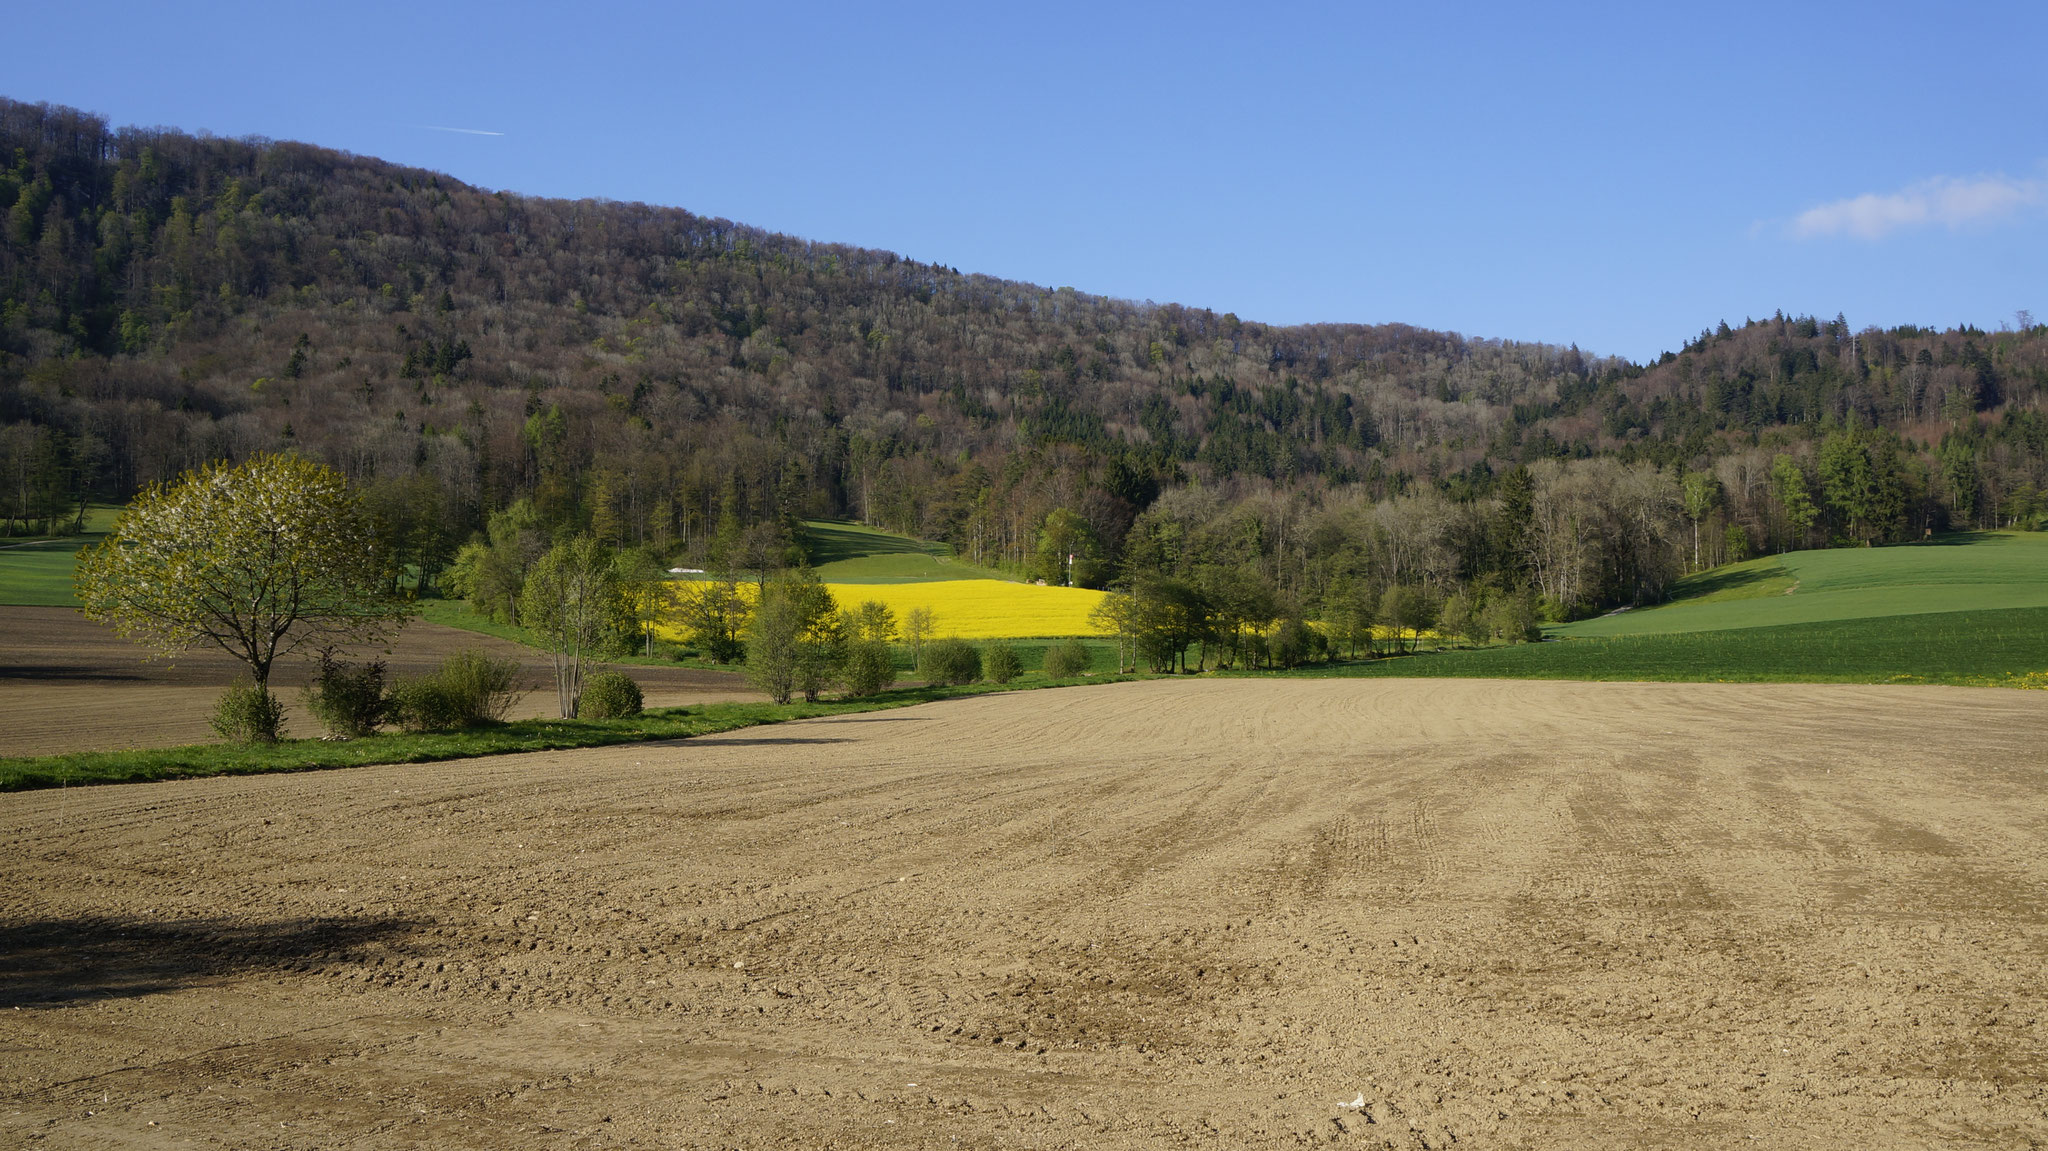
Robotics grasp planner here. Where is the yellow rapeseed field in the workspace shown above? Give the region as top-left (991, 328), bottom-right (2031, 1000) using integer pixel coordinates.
top-left (828, 581), bottom-right (1108, 638)
top-left (661, 579), bottom-right (1108, 640)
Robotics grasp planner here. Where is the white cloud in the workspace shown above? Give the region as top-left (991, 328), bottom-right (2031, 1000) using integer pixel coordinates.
top-left (1791, 172), bottom-right (2044, 240)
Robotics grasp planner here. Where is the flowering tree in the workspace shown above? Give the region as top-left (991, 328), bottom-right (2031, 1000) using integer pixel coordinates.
top-left (76, 454), bottom-right (411, 730)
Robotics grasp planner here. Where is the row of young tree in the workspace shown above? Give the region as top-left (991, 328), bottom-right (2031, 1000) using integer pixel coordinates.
top-left (6, 97), bottom-right (2046, 624)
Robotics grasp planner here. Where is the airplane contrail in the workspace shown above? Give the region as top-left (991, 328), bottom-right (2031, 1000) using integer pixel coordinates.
top-left (420, 125), bottom-right (504, 137)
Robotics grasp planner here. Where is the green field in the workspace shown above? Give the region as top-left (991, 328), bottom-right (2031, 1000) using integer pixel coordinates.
top-left (0, 506), bottom-right (119, 607)
top-left (1557, 532), bottom-right (2048, 638)
top-left (1270, 606), bottom-right (2048, 686)
top-left (0, 539), bottom-right (90, 607)
top-left (804, 520), bottom-right (1008, 583)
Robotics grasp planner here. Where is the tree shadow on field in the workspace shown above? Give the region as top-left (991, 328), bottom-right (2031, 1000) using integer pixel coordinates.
top-left (698, 736), bottom-right (854, 746)
top-left (0, 914), bottom-right (422, 1008)
top-left (0, 664), bottom-right (147, 681)
top-left (1903, 530), bottom-right (2001, 547)
top-left (802, 521), bottom-right (938, 565)
top-left (1670, 565), bottom-right (1784, 599)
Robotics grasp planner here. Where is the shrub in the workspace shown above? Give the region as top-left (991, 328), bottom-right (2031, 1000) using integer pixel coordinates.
top-left (578, 671), bottom-right (644, 718)
top-left (390, 649), bottom-right (523, 731)
top-left (1483, 591), bottom-right (1542, 644)
top-left (387, 676), bottom-right (467, 732)
top-left (921, 637), bottom-right (981, 685)
top-left (1270, 617), bottom-right (1314, 668)
top-left (441, 649), bottom-right (524, 723)
top-left (303, 657), bottom-right (388, 738)
top-left (211, 679), bottom-right (286, 744)
top-left (983, 639), bottom-right (1022, 684)
top-left (842, 638), bottom-right (897, 697)
top-left (1041, 638), bottom-right (1092, 679)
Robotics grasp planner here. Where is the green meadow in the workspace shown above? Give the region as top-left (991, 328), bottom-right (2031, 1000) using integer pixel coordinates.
top-left (0, 539), bottom-right (89, 607)
top-left (1270, 531), bottom-right (2048, 687)
top-left (0, 506), bottom-right (116, 606)
top-left (1556, 531), bottom-right (2048, 638)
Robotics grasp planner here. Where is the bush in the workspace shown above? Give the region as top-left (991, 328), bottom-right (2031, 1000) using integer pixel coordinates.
top-left (921, 637), bottom-right (981, 685)
top-left (441, 648), bottom-right (523, 723)
top-left (390, 649), bottom-right (523, 731)
top-left (578, 671), bottom-right (644, 718)
top-left (387, 676), bottom-right (460, 732)
top-left (1041, 638), bottom-right (1092, 679)
top-left (211, 679), bottom-right (286, 744)
top-left (842, 638), bottom-right (897, 697)
top-left (1484, 591), bottom-right (1543, 644)
top-left (983, 639), bottom-right (1023, 684)
top-left (303, 657), bottom-right (388, 738)
top-left (1270, 617), bottom-right (1314, 668)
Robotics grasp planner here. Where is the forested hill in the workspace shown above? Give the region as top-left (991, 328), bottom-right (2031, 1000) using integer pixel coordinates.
top-left (3, 97), bottom-right (2045, 621)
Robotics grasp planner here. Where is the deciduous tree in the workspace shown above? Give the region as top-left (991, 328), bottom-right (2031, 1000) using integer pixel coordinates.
top-left (520, 535), bottom-right (631, 718)
top-left (77, 453), bottom-right (411, 739)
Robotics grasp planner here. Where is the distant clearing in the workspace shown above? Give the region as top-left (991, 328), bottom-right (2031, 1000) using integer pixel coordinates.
top-left (804, 520), bottom-right (1008, 583)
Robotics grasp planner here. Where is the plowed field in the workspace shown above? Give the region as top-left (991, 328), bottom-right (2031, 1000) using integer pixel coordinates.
top-left (4, 679), bottom-right (2046, 1148)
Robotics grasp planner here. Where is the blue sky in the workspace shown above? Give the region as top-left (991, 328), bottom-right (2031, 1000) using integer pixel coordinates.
top-left (12, 1), bottom-right (2044, 361)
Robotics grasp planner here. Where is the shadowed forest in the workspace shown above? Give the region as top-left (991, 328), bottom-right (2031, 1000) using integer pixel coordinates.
top-left (4, 97), bottom-right (2045, 628)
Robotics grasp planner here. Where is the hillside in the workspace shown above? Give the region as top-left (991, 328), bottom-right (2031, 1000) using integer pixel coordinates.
top-left (2, 96), bottom-right (2045, 626)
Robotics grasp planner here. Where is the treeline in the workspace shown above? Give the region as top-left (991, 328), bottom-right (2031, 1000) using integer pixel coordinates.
top-left (2, 97), bottom-right (2045, 623)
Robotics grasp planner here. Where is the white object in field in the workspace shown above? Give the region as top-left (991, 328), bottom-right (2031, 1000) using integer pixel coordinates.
top-left (1339, 1093), bottom-right (1365, 1109)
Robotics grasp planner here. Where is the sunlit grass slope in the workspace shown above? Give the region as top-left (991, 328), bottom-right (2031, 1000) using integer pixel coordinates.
top-left (804, 520), bottom-right (1007, 583)
top-left (1556, 532), bottom-right (2048, 638)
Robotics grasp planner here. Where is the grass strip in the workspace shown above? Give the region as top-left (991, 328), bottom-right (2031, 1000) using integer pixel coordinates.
top-left (1241, 606), bottom-right (2048, 686)
top-left (0, 674), bottom-right (1145, 793)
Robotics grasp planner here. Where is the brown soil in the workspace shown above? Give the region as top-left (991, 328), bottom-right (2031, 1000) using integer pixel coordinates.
top-left (0, 606), bottom-right (761, 756)
top-left (3, 677), bottom-right (2047, 1149)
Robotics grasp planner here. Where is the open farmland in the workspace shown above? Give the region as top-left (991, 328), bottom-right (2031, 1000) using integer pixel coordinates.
top-left (4, 678), bottom-right (2046, 1149)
